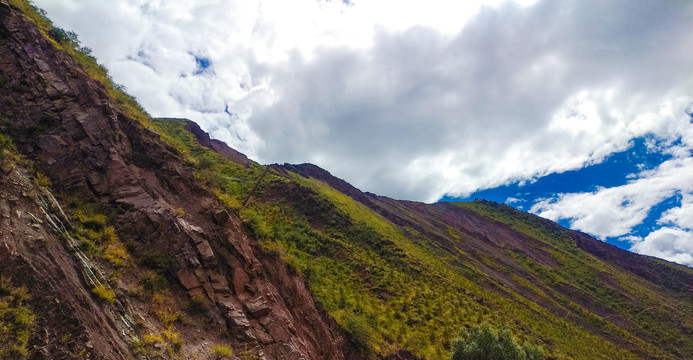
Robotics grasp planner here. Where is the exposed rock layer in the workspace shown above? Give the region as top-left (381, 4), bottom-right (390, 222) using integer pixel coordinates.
top-left (0, 1), bottom-right (361, 358)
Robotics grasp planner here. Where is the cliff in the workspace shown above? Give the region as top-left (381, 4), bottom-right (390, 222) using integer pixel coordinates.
top-left (0, 1), bottom-right (360, 358)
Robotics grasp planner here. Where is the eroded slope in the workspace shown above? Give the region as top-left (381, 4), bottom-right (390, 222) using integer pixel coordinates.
top-left (0, 1), bottom-right (361, 358)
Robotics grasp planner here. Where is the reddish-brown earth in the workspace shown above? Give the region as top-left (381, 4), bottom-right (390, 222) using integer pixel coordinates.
top-left (1, 0), bottom-right (691, 359)
top-left (0, 1), bottom-right (363, 358)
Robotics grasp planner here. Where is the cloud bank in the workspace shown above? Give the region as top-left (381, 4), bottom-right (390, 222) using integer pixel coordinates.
top-left (34, 0), bottom-right (693, 264)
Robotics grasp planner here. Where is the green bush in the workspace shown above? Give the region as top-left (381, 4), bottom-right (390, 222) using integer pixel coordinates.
top-left (212, 344), bottom-right (233, 357)
top-left (47, 26), bottom-right (78, 47)
top-left (341, 312), bottom-right (377, 356)
top-left (0, 276), bottom-right (35, 359)
top-left (35, 172), bottom-right (51, 188)
top-left (522, 342), bottom-right (544, 360)
top-left (91, 283), bottom-right (115, 305)
top-left (450, 323), bottom-right (544, 360)
top-left (0, 134), bottom-right (14, 152)
top-left (240, 208), bottom-right (269, 239)
top-left (139, 270), bottom-right (167, 292)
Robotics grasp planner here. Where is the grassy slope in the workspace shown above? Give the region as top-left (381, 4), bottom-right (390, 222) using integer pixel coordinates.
top-left (9, 2), bottom-right (691, 357)
top-left (149, 118), bottom-right (692, 360)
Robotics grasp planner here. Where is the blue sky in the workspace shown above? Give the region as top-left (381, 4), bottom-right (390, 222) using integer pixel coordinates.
top-left (35, 0), bottom-right (693, 266)
top-left (440, 136), bottom-right (676, 207)
top-left (441, 134), bottom-right (687, 252)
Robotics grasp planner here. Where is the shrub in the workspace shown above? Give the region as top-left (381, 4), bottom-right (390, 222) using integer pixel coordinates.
top-left (341, 312), bottom-right (377, 356)
top-left (143, 332), bottom-right (164, 345)
top-left (186, 293), bottom-right (208, 313)
top-left (450, 322), bottom-right (544, 360)
top-left (139, 270), bottom-right (167, 292)
top-left (151, 292), bottom-right (179, 326)
top-left (215, 189), bottom-right (242, 211)
top-left (0, 276), bottom-right (35, 359)
top-left (48, 27), bottom-right (79, 47)
top-left (103, 236), bottom-right (130, 268)
top-left (103, 239), bottom-right (131, 268)
top-left (0, 134), bottom-right (14, 152)
top-left (240, 208), bottom-right (269, 239)
top-left (212, 344), bottom-right (233, 358)
top-left (35, 172), bottom-right (51, 187)
top-left (91, 283), bottom-right (115, 305)
top-left (71, 209), bottom-right (107, 231)
top-left (523, 342), bottom-right (544, 360)
top-left (139, 252), bottom-right (172, 274)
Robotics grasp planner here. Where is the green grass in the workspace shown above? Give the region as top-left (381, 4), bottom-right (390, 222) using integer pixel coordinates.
top-left (0, 276), bottom-right (35, 358)
top-left (149, 118), bottom-right (265, 208)
top-left (91, 283), bottom-right (115, 305)
top-left (144, 118), bottom-right (693, 359)
top-left (212, 344), bottom-right (233, 357)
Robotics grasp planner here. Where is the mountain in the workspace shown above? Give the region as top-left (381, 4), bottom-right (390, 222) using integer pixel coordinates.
top-left (0, 1), bottom-right (691, 359)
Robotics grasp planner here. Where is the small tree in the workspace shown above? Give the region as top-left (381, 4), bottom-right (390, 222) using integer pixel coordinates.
top-left (451, 322), bottom-right (544, 360)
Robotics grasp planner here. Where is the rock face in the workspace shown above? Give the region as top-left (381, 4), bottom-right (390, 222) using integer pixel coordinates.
top-left (182, 119), bottom-right (254, 168)
top-left (0, 1), bottom-right (361, 358)
top-left (0, 162), bottom-right (133, 359)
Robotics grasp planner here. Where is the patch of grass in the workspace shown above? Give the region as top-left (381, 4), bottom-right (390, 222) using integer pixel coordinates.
top-left (0, 134), bottom-right (15, 152)
top-left (151, 292), bottom-right (180, 326)
top-left (103, 238), bottom-right (131, 268)
top-left (71, 209), bottom-right (108, 231)
top-left (91, 283), bottom-right (115, 305)
top-left (34, 172), bottom-right (51, 188)
top-left (139, 270), bottom-right (167, 292)
top-left (137, 292), bottom-right (183, 356)
top-left (212, 344), bottom-right (233, 358)
top-left (142, 332), bottom-right (164, 346)
top-left (0, 276), bottom-right (35, 359)
top-left (341, 312), bottom-right (377, 356)
top-left (186, 293), bottom-right (209, 314)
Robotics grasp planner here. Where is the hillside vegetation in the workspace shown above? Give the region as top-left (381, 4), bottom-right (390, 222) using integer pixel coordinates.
top-left (149, 119), bottom-right (693, 359)
top-left (0, 1), bottom-right (691, 358)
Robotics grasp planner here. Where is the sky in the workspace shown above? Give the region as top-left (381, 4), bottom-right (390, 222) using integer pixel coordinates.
top-left (32, 0), bottom-right (693, 266)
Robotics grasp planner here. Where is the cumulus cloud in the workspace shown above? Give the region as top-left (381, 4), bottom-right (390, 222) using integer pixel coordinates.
top-left (32, 0), bottom-right (693, 265)
top-left (531, 155), bottom-right (693, 236)
top-left (531, 120), bottom-right (693, 265)
top-left (248, 0), bottom-right (693, 201)
top-left (630, 229), bottom-right (693, 267)
top-left (34, 0), bottom-right (693, 202)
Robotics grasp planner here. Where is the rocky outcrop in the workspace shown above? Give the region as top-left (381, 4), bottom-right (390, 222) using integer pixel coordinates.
top-left (0, 1), bottom-right (359, 358)
top-left (182, 119), bottom-right (254, 167)
top-left (0, 162), bottom-right (134, 359)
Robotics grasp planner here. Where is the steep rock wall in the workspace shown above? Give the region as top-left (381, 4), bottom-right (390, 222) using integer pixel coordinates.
top-left (0, 1), bottom-right (359, 358)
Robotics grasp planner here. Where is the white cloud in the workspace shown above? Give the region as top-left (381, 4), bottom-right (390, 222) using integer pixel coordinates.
top-left (530, 123), bottom-right (693, 266)
top-left (530, 156), bottom-right (693, 237)
top-left (29, 0), bottom-right (693, 266)
top-left (630, 228), bottom-right (693, 267)
top-left (33, 0), bottom-right (693, 202)
top-left (658, 194), bottom-right (693, 230)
